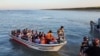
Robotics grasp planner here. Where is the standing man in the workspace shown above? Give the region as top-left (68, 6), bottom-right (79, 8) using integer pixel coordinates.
top-left (57, 26), bottom-right (65, 43)
top-left (84, 38), bottom-right (100, 56)
top-left (79, 36), bottom-right (89, 56)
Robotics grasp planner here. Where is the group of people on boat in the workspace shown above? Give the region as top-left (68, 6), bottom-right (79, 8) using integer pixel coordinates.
top-left (11, 26), bottom-right (65, 44)
top-left (79, 37), bottom-right (100, 56)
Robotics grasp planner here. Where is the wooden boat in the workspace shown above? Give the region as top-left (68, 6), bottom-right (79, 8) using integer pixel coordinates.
top-left (10, 35), bottom-right (67, 51)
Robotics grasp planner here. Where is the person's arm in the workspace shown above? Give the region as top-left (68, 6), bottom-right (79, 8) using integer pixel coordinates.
top-left (79, 43), bottom-right (84, 56)
top-left (57, 29), bottom-right (59, 34)
top-left (79, 46), bottom-right (83, 56)
top-left (57, 30), bottom-right (59, 39)
top-left (62, 29), bottom-right (65, 39)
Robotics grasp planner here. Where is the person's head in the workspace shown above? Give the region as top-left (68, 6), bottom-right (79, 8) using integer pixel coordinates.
top-left (32, 30), bottom-right (34, 33)
top-left (90, 21), bottom-right (93, 23)
top-left (61, 26), bottom-right (64, 29)
top-left (41, 35), bottom-right (45, 39)
top-left (48, 30), bottom-right (52, 33)
top-left (39, 32), bottom-right (41, 34)
top-left (92, 38), bottom-right (100, 47)
top-left (41, 32), bottom-right (45, 35)
top-left (35, 30), bottom-right (38, 34)
top-left (42, 32), bottom-right (44, 34)
top-left (83, 36), bottom-right (89, 41)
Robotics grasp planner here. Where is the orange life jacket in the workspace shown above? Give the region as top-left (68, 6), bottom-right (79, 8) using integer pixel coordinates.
top-left (46, 33), bottom-right (53, 40)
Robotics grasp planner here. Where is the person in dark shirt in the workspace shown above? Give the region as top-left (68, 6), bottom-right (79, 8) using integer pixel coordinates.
top-left (84, 38), bottom-right (100, 56)
top-left (79, 36), bottom-right (89, 56)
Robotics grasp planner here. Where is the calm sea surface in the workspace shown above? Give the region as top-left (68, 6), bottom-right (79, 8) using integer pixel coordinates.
top-left (0, 10), bottom-right (100, 56)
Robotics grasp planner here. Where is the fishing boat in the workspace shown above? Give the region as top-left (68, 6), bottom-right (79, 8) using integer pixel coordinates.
top-left (10, 35), bottom-right (67, 51)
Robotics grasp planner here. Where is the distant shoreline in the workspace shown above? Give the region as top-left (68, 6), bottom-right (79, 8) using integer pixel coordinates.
top-left (46, 7), bottom-right (100, 11)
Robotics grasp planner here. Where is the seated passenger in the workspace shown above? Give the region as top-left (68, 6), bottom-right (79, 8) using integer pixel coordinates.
top-left (39, 32), bottom-right (42, 38)
top-left (17, 29), bottom-right (21, 35)
top-left (18, 33), bottom-right (22, 39)
top-left (14, 30), bottom-right (17, 36)
top-left (34, 36), bottom-right (40, 44)
top-left (11, 30), bottom-right (16, 36)
top-left (27, 30), bottom-right (32, 42)
top-left (40, 35), bottom-right (46, 44)
top-left (21, 32), bottom-right (28, 40)
top-left (32, 34), bottom-right (35, 42)
top-left (34, 30), bottom-right (38, 39)
top-left (49, 39), bottom-right (57, 44)
top-left (31, 30), bottom-right (34, 35)
top-left (46, 30), bottom-right (54, 44)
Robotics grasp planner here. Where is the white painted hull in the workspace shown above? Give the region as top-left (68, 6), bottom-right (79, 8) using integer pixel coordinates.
top-left (10, 35), bottom-right (67, 51)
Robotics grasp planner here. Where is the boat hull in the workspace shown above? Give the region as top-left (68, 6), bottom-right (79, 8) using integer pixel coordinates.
top-left (10, 35), bottom-right (67, 51)
top-left (90, 21), bottom-right (100, 38)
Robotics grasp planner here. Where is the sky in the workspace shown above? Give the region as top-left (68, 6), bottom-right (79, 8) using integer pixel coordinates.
top-left (0, 0), bottom-right (100, 10)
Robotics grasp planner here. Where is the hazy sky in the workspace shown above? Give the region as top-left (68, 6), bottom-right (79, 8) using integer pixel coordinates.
top-left (0, 0), bottom-right (100, 9)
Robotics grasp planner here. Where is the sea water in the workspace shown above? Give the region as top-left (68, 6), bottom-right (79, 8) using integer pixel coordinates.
top-left (0, 10), bottom-right (100, 56)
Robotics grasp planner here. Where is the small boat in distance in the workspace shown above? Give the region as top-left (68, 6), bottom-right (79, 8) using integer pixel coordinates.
top-left (10, 35), bottom-right (67, 51)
